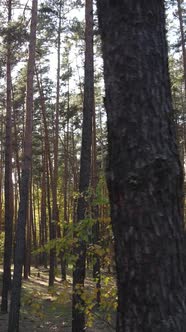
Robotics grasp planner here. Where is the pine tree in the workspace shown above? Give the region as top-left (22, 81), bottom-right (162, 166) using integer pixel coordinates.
top-left (97, 1), bottom-right (186, 331)
top-left (72, 0), bottom-right (94, 330)
top-left (8, 0), bottom-right (38, 330)
top-left (1, 0), bottom-right (14, 314)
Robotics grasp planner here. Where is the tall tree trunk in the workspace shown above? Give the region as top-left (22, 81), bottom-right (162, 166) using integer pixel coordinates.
top-left (61, 133), bottom-right (68, 281)
top-left (1, 0), bottom-right (14, 313)
top-left (24, 173), bottom-right (32, 280)
top-left (177, 0), bottom-right (186, 184)
top-left (8, 1), bottom-right (37, 330)
top-left (12, 87), bottom-right (21, 192)
top-left (46, 157), bottom-right (53, 279)
top-left (40, 146), bottom-right (47, 268)
top-left (177, 0), bottom-right (186, 95)
top-left (49, 0), bottom-right (63, 286)
top-left (72, 0), bottom-right (94, 330)
top-left (72, 127), bottom-right (78, 226)
top-left (31, 183), bottom-right (37, 268)
top-left (36, 70), bottom-right (56, 285)
top-left (177, 0), bottom-right (186, 224)
top-left (61, 67), bottom-right (70, 281)
top-left (91, 83), bottom-right (101, 304)
top-left (97, 1), bottom-right (186, 331)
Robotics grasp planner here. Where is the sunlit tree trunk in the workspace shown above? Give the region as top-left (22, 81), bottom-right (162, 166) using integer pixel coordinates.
top-left (8, 0), bottom-right (38, 330)
top-left (97, 1), bottom-right (186, 331)
top-left (49, 0), bottom-right (63, 286)
top-left (1, 0), bottom-right (14, 313)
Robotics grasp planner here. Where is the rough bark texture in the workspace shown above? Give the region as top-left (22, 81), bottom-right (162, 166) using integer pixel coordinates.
top-left (97, 1), bottom-right (186, 331)
top-left (72, 0), bottom-right (94, 330)
top-left (1, 0), bottom-right (14, 313)
top-left (8, 1), bottom-right (37, 331)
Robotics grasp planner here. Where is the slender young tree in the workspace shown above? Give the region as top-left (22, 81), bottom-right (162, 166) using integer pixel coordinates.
top-left (72, 0), bottom-right (94, 330)
top-left (61, 63), bottom-right (70, 281)
top-left (40, 145), bottom-right (48, 267)
top-left (36, 69), bottom-right (56, 284)
top-left (92, 102), bottom-right (101, 304)
top-left (23, 172), bottom-right (32, 280)
top-left (1, 0), bottom-right (14, 314)
top-left (49, 0), bottom-right (63, 287)
top-left (8, 0), bottom-right (38, 331)
top-left (97, 1), bottom-right (186, 331)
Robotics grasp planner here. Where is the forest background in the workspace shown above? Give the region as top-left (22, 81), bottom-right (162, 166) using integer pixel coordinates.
top-left (0, 0), bottom-right (185, 331)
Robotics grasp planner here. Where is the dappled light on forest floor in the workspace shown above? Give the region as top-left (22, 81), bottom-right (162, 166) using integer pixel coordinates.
top-left (0, 266), bottom-right (115, 331)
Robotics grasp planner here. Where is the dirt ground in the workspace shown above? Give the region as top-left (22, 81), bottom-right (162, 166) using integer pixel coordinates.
top-left (0, 313), bottom-right (114, 332)
top-left (0, 267), bottom-right (115, 332)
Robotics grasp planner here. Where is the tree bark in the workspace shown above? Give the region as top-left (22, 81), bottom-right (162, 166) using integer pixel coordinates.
top-left (8, 0), bottom-right (38, 330)
top-left (91, 80), bottom-right (101, 304)
top-left (1, 0), bottom-right (14, 313)
top-left (23, 174), bottom-right (32, 280)
top-left (12, 86), bottom-right (21, 192)
top-left (72, 0), bottom-right (94, 330)
top-left (40, 145), bottom-right (47, 268)
top-left (36, 69), bottom-right (56, 285)
top-left (31, 182), bottom-right (37, 267)
top-left (177, 0), bottom-right (186, 95)
top-left (97, 1), bottom-right (186, 331)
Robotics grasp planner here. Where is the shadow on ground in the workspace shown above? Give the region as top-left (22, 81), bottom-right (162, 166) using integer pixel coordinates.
top-left (0, 267), bottom-right (115, 332)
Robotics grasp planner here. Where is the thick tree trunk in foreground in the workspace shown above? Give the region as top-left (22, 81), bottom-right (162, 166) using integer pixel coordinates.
top-left (97, 1), bottom-right (186, 331)
top-left (1, 0), bottom-right (14, 313)
top-left (8, 1), bottom-right (37, 331)
top-left (72, 0), bottom-right (94, 330)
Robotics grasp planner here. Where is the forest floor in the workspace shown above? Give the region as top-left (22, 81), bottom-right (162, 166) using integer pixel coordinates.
top-left (0, 266), bottom-right (115, 332)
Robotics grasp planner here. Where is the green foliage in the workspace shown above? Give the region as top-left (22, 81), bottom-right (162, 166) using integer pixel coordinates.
top-left (1, 19), bottom-right (28, 47)
top-left (72, 275), bottom-right (117, 328)
top-left (98, 276), bottom-right (117, 321)
top-left (33, 172), bottom-right (113, 269)
top-left (93, 174), bottom-right (109, 206)
top-left (21, 290), bottom-right (45, 319)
